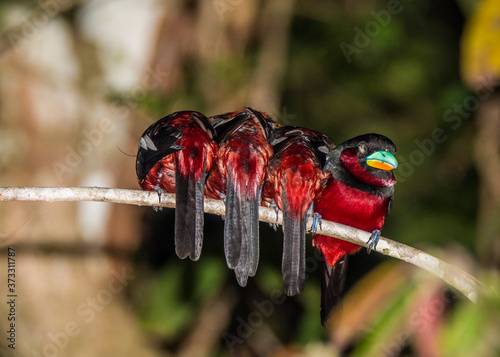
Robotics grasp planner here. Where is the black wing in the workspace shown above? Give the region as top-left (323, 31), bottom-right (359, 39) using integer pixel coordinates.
top-left (136, 119), bottom-right (183, 181)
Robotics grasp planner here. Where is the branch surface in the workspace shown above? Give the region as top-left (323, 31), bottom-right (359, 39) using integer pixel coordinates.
top-left (0, 186), bottom-right (481, 301)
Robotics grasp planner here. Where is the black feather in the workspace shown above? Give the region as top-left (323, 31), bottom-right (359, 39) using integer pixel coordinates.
top-left (211, 111), bottom-right (250, 143)
top-left (136, 125), bottom-right (183, 181)
top-left (224, 171), bottom-right (241, 268)
top-left (320, 254), bottom-right (349, 326)
top-left (224, 171), bottom-right (260, 286)
top-left (246, 191), bottom-right (260, 278)
top-left (281, 188), bottom-right (306, 296)
top-left (174, 160), bottom-right (205, 261)
top-left (244, 106), bottom-right (273, 138)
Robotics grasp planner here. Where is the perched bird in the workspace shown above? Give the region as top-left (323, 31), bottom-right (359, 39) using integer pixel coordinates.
top-left (205, 107), bottom-right (276, 286)
top-left (262, 126), bottom-right (333, 296)
top-left (136, 111), bottom-right (218, 261)
top-left (313, 133), bottom-right (398, 325)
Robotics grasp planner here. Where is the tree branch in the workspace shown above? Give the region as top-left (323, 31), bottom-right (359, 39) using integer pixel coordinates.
top-left (0, 186), bottom-right (481, 301)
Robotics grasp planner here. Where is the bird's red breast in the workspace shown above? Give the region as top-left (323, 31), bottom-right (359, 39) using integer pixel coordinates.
top-left (313, 177), bottom-right (392, 266)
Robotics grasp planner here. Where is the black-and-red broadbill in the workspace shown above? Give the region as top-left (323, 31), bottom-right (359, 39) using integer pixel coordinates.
top-left (313, 133), bottom-right (398, 325)
top-left (263, 126), bottom-right (333, 296)
top-left (205, 107), bottom-right (277, 286)
top-left (136, 111), bottom-right (218, 261)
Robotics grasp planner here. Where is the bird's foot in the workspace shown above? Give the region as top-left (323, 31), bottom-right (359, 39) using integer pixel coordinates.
top-left (268, 200), bottom-right (280, 222)
top-left (266, 200), bottom-right (279, 231)
top-left (366, 229), bottom-right (381, 254)
top-left (153, 186), bottom-right (166, 212)
top-left (273, 202), bottom-right (280, 228)
top-left (310, 212), bottom-right (322, 236)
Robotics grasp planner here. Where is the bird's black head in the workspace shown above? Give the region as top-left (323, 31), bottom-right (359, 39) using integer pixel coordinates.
top-left (326, 133), bottom-right (398, 188)
top-left (135, 114), bottom-right (184, 182)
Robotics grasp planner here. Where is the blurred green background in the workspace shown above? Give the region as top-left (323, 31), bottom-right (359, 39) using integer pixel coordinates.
top-left (0, 0), bottom-right (499, 356)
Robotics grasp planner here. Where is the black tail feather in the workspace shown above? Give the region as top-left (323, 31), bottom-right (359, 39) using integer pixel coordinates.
top-left (224, 172), bottom-right (260, 286)
top-left (320, 254), bottom-right (349, 326)
top-left (281, 190), bottom-right (306, 296)
top-left (233, 195), bottom-right (260, 286)
top-left (224, 174), bottom-right (241, 268)
top-left (247, 192), bottom-right (260, 277)
top-left (174, 161), bottom-right (205, 261)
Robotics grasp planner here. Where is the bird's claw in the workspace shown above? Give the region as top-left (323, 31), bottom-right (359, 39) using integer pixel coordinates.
top-left (266, 201), bottom-right (279, 230)
top-left (153, 186), bottom-right (166, 211)
top-left (267, 199), bottom-right (280, 222)
top-left (367, 229), bottom-right (381, 254)
top-left (310, 212), bottom-right (322, 235)
top-left (273, 204), bottom-right (279, 223)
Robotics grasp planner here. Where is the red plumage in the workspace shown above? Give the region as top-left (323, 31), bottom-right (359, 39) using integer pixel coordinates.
top-left (312, 133), bottom-right (397, 325)
top-left (313, 177), bottom-right (392, 266)
top-left (136, 111), bottom-right (218, 261)
top-left (263, 126), bottom-right (333, 295)
top-left (136, 108), bottom-right (398, 330)
top-left (205, 107), bottom-right (276, 286)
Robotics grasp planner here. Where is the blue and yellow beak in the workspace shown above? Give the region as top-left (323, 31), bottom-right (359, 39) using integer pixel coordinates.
top-left (366, 150), bottom-right (398, 171)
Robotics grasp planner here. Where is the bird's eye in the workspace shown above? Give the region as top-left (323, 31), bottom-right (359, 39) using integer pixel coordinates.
top-left (359, 144), bottom-right (367, 154)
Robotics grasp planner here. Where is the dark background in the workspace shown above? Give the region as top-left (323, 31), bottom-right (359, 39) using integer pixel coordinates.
top-left (0, 0), bottom-right (499, 356)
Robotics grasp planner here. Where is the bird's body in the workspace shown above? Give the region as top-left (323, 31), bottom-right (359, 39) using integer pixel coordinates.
top-left (263, 126), bottom-right (333, 295)
top-left (136, 108), bottom-right (398, 328)
top-left (136, 111), bottom-right (218, 261)
top-left (205, 107), bottom-right (276, 286)
top-left (313, 134), bottom-right (398, 324)
top-left (313, 175), bottom-right (393, 266)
